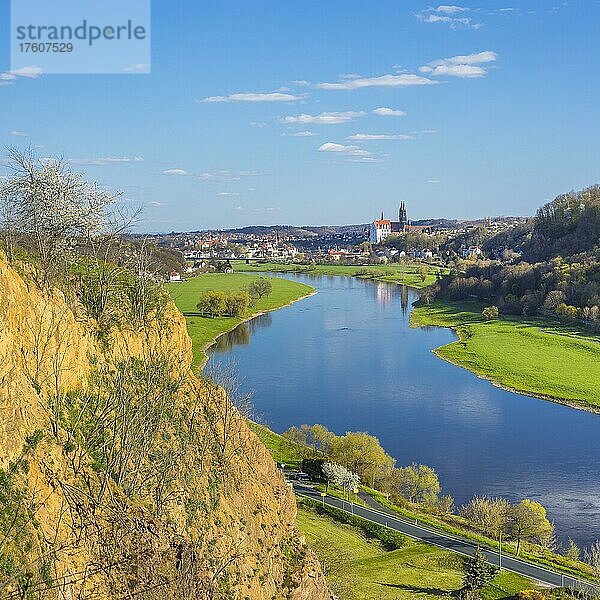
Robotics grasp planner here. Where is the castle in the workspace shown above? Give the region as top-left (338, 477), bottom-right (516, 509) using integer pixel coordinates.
top-left (368, 202), bottom-right (431, 244)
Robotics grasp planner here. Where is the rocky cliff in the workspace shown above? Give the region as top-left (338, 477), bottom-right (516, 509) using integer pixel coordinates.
top-left (0, 255), bottom-right (331, 599)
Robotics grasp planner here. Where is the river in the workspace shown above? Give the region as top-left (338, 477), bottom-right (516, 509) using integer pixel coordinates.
top-left (207, 273), bottom-right (600, 547)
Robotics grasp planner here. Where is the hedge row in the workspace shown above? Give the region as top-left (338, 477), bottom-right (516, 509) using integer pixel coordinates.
top-left (298, 496), bottom-right (407, 551)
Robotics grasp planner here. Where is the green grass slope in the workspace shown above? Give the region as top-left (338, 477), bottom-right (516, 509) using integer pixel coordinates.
top-left (297, 505), bottom-right (536, 600)
top-left (166, 273), bottom-right (314, 366)
top-left (411, 301), bottom-right (600, 409)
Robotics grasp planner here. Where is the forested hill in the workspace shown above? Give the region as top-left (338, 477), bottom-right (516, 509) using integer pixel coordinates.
top-left (482, 185), bottom-right (600, 262)
top-left (427, 185), bottom-right (600, 330)
top-left (529, 185), bottom-right (600, 260)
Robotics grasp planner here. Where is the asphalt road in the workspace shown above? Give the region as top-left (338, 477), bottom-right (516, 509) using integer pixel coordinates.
top-left (294, 482), bottom-right (598, 594)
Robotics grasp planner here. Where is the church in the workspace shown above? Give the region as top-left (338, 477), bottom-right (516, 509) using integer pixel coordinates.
top-left (368, 202), bottom-right (431, 244)
top-left (368, 202), bottom-right (408, 244)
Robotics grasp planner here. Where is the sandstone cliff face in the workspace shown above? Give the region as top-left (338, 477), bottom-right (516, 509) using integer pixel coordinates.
top-left (0, 256), bottom-right (331, 600)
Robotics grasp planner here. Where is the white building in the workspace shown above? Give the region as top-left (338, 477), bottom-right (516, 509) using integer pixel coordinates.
top-left (369, 218), bottom-right (392, 244)
top-left (461, 246), bottom-right (483, 259)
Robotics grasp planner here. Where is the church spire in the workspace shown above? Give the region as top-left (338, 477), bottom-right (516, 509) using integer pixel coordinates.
top-left (398, 201), bottom-right (407, 227)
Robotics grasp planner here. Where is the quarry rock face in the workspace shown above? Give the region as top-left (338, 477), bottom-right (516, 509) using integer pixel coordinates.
top-left (0, 255), bottom-right (332, 599)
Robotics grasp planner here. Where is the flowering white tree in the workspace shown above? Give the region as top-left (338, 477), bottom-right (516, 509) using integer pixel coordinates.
top-left (0, 148), bottom-right (116, 285)
top-left (322, 462), bottom-right (360, 498)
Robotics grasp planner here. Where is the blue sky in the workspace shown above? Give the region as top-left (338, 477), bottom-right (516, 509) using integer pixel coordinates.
top-left (1, 0), bottom-right (599, 232)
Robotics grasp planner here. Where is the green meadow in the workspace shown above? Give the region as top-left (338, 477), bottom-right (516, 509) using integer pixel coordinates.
top-left (166, 273), bottom-right (314, 366)
top-left (234, 261), bottom-right (445, 288)
top-left (411, 301), bottom-right (600, 409)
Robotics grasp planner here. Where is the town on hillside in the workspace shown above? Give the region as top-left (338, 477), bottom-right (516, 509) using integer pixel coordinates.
top-left (151, 202), bottom-right (527, 280)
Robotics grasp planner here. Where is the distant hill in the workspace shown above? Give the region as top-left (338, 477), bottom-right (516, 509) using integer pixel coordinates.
top-left (151, 218), bottom-right (529, 239)
top-left (212, 224), bottom-right (368, 237)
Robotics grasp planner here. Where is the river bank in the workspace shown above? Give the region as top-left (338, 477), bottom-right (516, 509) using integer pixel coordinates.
top-left (234, 261), bottom-right (446, 288)
top-left (166, 273), bottom-right (315, 366)
top-left (410, 301), bottom-right (600, 413)
top-left (208, 273), bottom-right (600, 547)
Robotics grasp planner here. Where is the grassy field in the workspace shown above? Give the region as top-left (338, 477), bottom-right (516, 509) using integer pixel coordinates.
top-left (166, 273), bottom-right (314, 366)
top-left (411, 301), bottom-right (600, 409)
top-left (234, 261), bottom-right (445, 288)
top-left (296, 504), bottom-right (537, 600)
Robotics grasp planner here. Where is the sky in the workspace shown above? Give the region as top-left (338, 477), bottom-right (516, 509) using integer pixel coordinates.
top-left (1, 0), bottom-right (600, 232)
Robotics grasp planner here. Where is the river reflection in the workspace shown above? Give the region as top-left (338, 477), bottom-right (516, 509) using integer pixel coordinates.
top-left (211, 312), bottom-right (273, 353)
top-left (207, 273), bottom-right (600, 546)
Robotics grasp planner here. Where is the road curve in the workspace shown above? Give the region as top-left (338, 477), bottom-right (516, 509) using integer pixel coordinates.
top-left (294, 483), bottom-right (598, 594)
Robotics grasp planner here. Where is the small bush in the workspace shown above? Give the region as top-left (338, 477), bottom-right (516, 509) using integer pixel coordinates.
top-left (517, 591), bottom-right (547, 600)
top-left (482, 305), bottom-right (499, 320)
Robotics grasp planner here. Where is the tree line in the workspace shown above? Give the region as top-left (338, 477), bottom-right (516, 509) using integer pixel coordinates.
top-left (283, 424), bottom-right (600, 566)
top-left (195, 278), bottom-right (272, 318)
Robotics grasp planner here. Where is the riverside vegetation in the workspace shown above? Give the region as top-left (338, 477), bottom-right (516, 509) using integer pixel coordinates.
top-left (412, 186), bottom-right (600, 410)
top-left (250, 422), bottom-right (600, 592)
top-left (0, 150), bottom-right (331, 600)
top-left (234, 260), bottom-right (445, 288)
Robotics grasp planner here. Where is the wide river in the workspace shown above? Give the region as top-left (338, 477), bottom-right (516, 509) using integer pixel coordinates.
top-left (207, 273), bottom-right (600, 547)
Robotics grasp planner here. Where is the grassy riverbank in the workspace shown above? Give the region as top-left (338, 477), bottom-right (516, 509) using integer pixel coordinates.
top-left (252, 421), bottom-right (597, 583)
top-left (296, 503), bottom-right (536, 599)
top-left (411, 301), bottom-right (600, 410)
top-left (234, 261), bottom-right (445, 288)
top-left (166, 273), bottom-right (314, 366)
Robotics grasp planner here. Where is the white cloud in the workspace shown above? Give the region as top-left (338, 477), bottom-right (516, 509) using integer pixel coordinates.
top-left (123, 63), bottom-right (150, 73)
top-left (283, 130), bottom-right (316, 137)
top-left (422, 14), bottom-right (473, 26)
top-left (162, 169), bottom-right (189, 175)
top-left (317, 142), bottom-right (382, 163)
top-left (421, 64), bottom-right (486, 77)
top-left (417, 6), bottom-right (483, 28)
top-left (149, 201), bottom-right (163, 206)
top-left (373, 107), bottom-right (406, 117)
top-left (317, 73), bottom-right (436, 90)
top-left (1, 66), bottom-right (43, 80)
top-left (0, 65), bottom-right (43, 86)
top-left (197, 169), bottom-right (266, 182)
top-left (280, 111), bottom-right (366, 125)
top-left (420, 51), bottom-right (497, 78)
top-left (13, 66), bottom-right (43, 78)
top-left (427, 51), bottom-right (498, 66)
top-left (347, 133), bottom-right (414, 141)
top-left (217, 192), bottom-right (240, 196)
top-left (68, 156), bottom-right (144, 166)
top-left (427, 179), bottom-right (441, 184)
top-left (319, 142), bottom-right (370, 155)
top-left (200, 92), bottom-right (305, 103)
top-left (435, 5), bottom-right (468, 14)
top-left (10, 130), bottom-right (29, 137)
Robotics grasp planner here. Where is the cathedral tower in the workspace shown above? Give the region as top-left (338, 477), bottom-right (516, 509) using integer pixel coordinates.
top-left (398, 201), bottom-right (407, 228)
